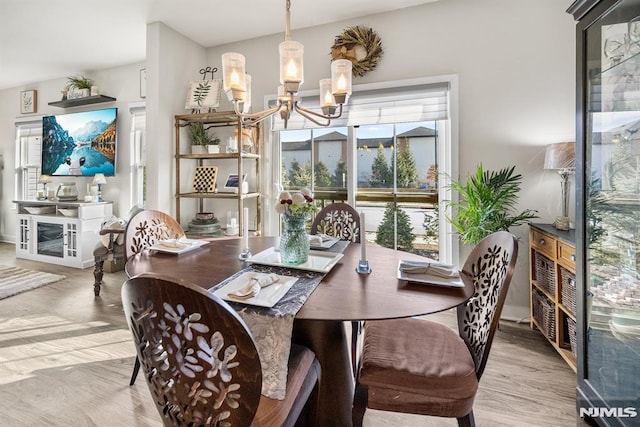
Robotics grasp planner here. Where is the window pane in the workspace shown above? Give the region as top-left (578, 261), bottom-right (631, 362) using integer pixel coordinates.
top-left (281, 129), bottom-right (312, 189)
top-left (356, 124), bottom-right (394, 189)
top-left (313, 127), bottom-right (348, 191)
top-left (396, 122), bottom-right (438, 191)
top-left (355, 121), bottom-right (439, 256)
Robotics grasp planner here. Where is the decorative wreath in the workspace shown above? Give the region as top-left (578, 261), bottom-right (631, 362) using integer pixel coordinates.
top-left (331, 26), bottom-right (383, 77)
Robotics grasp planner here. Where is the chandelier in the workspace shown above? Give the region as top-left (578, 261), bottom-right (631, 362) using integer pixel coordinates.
top-left (221, 0), bottom-right (353, 128)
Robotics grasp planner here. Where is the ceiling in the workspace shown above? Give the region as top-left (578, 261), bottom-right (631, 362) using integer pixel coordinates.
top-left (0, 0), bottom-right (440, 91)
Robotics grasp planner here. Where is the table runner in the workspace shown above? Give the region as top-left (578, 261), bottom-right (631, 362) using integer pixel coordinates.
top-left (208, 241), bottom-right (349, 399)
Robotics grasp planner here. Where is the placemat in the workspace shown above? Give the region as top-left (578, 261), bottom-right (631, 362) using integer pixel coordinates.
top-left (208, 240), bottom-right (349, 399)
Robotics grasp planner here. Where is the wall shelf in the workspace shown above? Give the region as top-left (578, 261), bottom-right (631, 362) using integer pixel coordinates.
top-left (48, 95), bottom-right (116, 108)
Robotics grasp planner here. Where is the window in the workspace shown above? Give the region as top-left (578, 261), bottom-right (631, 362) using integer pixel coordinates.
top-left (273, 77), bottom-right (457, 263)
top-left (130, 106), bottom-right (146, 207)
top-left (15, 121), bottom-right (43, 201)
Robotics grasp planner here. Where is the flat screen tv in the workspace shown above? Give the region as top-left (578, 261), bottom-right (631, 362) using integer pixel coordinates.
top-left (41, 107), bottom-right (117, 176)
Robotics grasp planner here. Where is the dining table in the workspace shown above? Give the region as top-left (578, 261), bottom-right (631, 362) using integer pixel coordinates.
top-left (125, 236), bottom-right (474, 427)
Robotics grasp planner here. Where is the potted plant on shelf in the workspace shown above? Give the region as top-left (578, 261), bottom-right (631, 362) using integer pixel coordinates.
top-left (447, 164), bottom-right (538, 245)
top-left (187, 122), bottom-right (212, 154)
top-left (207, 135), bottom-right (221, 154)
top-left (66, 75), bottom-right (93, 98)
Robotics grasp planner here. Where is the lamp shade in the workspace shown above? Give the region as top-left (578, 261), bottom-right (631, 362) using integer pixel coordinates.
top-left (38, 175), bottom-right (52, 184)
top-left (222, 52), bottom-right (247, 100)
top-left (544, 142), bottom-right (575, 170)
top-left (331, 59), bottom-right (352, 104)
top-left (92, 173), bottom-right (107, 185)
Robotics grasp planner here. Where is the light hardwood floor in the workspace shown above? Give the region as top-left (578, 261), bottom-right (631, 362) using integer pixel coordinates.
top-left (0, 242), bottom-right (590, 426)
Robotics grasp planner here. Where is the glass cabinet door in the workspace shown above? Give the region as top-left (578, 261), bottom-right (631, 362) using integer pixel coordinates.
top-left (582, 0), bottom-right (640, 420)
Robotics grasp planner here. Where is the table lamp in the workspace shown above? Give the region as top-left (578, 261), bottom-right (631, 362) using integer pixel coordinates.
top-left (38, 175), bottom-right (52, 199)
top-left (544, 142), bottom-right (575, 230)
top-left (92, 173), bottom-right (107, 202)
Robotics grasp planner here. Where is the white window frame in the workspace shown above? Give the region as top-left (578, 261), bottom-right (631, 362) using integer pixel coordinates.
top-left (129, 103), bottom-right (146, 208)
top-left (266, 75), bottom-right (459, 265)
top-left (14, 119), bottom-right (44, 203)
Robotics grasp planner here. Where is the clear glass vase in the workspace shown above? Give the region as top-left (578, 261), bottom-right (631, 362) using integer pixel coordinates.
top-left (280, 213), bottom-right (309, 265)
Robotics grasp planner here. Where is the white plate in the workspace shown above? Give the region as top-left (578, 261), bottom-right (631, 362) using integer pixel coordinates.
top-left (246, 247), bottom-right (344, 273)
top-left (213, 272), bottom-right (298, 308)
top-left (397, 266), bottom-right (464, 288)
top-left (309, 234), bottom-right (340, 250)
top-left (150, 238), bottom-right (208, 254)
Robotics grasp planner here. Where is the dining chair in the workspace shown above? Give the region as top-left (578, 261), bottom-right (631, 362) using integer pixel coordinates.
top-left (352, 231), bottom-right (518, 427)
top-left (310, 202), bottom-right (362, 376)
top-left (122, 273), bottom-right (321, 427)
top-left (92, 206), bottom-right (143, 297)
top-left (310, 202), bottom-right (360, 243)
top-left (120, 209), bottom-right (186, 385)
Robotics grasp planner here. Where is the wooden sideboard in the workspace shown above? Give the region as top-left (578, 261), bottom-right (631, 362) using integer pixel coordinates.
top-left (529, 223), bottom-right (577, 372)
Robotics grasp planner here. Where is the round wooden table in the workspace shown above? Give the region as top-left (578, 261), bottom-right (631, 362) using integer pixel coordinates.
top-left (126, 237), bottom-right (473, 426)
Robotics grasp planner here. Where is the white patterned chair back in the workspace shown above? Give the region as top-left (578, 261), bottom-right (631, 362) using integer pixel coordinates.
top-left (457, 231), bottom-right (518, 379)
top-left (311, 202), bottom-right (360, 243)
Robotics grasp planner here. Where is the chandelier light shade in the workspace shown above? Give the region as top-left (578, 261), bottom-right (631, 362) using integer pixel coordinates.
top-left (221, 0), bottom-right (352, 128)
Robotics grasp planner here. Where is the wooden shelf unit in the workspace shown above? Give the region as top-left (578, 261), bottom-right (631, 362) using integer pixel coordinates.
top-left (529, 223), bottom-right (577, 372)
top-left (174, 112), bottom-right (261, 236)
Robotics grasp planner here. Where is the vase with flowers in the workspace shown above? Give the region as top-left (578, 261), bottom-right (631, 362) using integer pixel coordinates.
top-left (276, 188), bottom-right (316, 265)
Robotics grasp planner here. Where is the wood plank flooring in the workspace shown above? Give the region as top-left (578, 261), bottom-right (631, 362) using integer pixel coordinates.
top-left (0, 242), bottom-right (590, 426)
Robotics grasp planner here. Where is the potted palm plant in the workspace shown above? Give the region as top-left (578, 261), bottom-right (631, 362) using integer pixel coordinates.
top-left (447, 164), bottom-right (538, 245)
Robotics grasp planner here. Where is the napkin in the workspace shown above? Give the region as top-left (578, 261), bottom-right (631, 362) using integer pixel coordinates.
top-left (227, 273), bottom-right (280, 299)
top-left (309, 235), bottom-right (323, 246)
top-left (399, 260), bottom-right (459, 278)
top-left (156, 240), bottom-right (189, 250)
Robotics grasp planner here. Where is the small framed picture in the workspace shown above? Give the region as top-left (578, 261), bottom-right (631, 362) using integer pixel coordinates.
top-left (20, 90), bottom-right (37, 114)
top-left (140, 69), bottom-right (147, 99)
top-left (185, 79), bottom-right (222, 111)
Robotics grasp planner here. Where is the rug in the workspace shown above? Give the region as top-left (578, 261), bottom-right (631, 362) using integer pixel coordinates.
top-left (0, 265), bottom-right (66, 300)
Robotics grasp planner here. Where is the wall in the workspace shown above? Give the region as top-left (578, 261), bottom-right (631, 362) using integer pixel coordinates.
top-left (0, 0), bottom-right (576, 319)
top-left (205, 0), bottom-right (577, 320)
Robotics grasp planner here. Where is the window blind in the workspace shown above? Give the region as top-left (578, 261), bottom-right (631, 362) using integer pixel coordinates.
top-left (271, 81), bottom-right (449, 131)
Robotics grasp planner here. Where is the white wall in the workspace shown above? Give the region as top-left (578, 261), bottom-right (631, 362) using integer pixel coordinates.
top-left (0, 0), bottom-right (576, 319)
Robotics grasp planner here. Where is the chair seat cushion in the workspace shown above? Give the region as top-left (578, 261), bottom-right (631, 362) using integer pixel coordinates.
top-left (252, 344), bottom-right (320, 427)
top-left (359, 317), bottom-right (478, 416)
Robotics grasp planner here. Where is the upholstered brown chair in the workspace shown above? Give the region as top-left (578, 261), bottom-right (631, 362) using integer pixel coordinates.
top-left (352, 231), bottom-right (518, 427)
top-left (311, 202), bottom-right (362, 375)
top-left (310, 202), bottom-right (360, 243)
top-left (122, 273), bottom-right (321, 427)
top-left (93, 208), bottom-right (184, 296)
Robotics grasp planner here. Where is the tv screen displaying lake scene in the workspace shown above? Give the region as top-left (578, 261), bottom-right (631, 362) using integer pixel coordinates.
top-left (41, 107), bottom-right (117, 176)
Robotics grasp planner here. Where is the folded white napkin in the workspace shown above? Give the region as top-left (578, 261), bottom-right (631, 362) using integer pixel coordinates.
top-left (156, 240), bottom-right (188, 250)
top-left (228, 273), bottom-right (280, 299)
top-left (308, 235), bottom-right (323, 246)
top-left (399, 260), bottom-right (459, 278)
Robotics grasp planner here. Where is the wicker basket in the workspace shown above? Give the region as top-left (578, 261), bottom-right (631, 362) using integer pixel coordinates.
top-left (533, 289), bottom-right (556, 341)
top-left (567, 317), bottom-right (577, 358)
top-left (560, 266), bottom-right (576, 316)
top-left (535, 252), bottom-right (556, 296)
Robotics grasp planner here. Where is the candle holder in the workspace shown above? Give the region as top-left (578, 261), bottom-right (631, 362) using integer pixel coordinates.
top-left (355, 259), bottom-right (372, 274)
top-left (238, 248), bottom-right (252, 260)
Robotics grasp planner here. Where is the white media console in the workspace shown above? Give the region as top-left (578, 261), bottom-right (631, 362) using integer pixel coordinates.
top-left (14, 200), bottom-right (113, 269)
